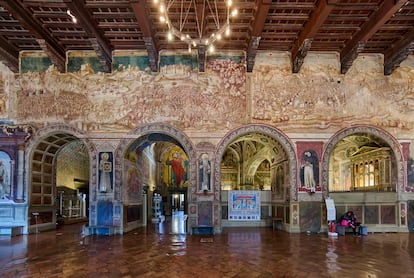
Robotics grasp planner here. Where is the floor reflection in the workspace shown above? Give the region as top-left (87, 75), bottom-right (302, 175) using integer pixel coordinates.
top-left (2, 224), bottom-right (414, 277)
top-left (157, 210), bottom-right (187, 235)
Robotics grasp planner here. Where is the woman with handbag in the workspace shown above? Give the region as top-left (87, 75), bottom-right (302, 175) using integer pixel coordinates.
top-left (340, 211), bottom-right (360, 236)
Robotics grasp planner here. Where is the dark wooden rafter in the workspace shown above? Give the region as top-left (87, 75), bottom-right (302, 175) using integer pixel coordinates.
top-left (64, 0), bottom-right (113, 73)
top-left (130, 0), bottom-right (159, 72)
top-left (247, 37), bottom-right (260, 72)
top-left (384, 29), bottom-right (414, 75)
top-left (291, 0), bottom-right (338, 73)
top-left (0, 0), bottom-right (66, 72)
top-left (340, 0), bottom-right (410, 74)
top-left (0, 35), bottom-right (19, 72)
top-left (195, 0), bottom-right (208, 72)
top-left (246, 0), bottom-right (271, 72)
top-left (198, 45), bottom-right (206, 72)
top-left (292, 38), bottom-right (313, 73)
top-left (341, 41), bottom-right (365, 74)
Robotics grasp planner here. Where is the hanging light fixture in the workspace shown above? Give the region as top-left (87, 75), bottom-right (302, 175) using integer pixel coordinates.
top-left (155, 0), bottom-right (237, 53)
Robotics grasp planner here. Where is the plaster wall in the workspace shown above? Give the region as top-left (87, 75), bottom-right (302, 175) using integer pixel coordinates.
top-left (1, 51), bottom-right (414, 233)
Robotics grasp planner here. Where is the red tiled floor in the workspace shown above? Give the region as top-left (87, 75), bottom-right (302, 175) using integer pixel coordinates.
top-left (1, 221), bottom-right (414, 278)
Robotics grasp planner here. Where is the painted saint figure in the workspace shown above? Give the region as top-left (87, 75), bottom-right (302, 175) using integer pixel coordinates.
top-left (166, 152), bottom-right (187, 187)
top-left (300, 150), bottom-right (318, 191)
top-left (199, 153), bottom-right (211, 191)
top-left (99, 152), bottom-right (112, 193)
top-left (0, 159), bottom-right (9, 199)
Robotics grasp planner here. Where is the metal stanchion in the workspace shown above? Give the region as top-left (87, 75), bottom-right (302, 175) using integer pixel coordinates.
top-left (32, 212), bottom-right (39, 233)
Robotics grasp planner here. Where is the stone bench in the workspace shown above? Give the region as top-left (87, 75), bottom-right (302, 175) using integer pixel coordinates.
top-left (192, 226), bottom-right (214, 235)
top-left (272, 217), bottom-right (283, 231)
top-left (88, 226), bottom-right (118, 236)
top-left (0, 226), bottom-right (24, 237)
top-left (336, 224), bottom-right (367, 236)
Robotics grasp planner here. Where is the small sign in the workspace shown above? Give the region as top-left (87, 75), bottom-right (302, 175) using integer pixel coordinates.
top-left (325, 198), bottom-right (336, 221)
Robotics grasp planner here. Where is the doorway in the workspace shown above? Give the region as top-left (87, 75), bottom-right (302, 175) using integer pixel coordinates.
top-left (171, 193), bottom-right (185, 214)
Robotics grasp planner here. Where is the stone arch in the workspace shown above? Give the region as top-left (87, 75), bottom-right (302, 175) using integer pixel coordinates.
top-left (25, 124), bottom-right (96, 231)
top-left (115, 123), bottom-right (197, 202)
top-left (215, 124), bottom-right (298, 201)
top-left (321, 125), bottom-right (405, 196)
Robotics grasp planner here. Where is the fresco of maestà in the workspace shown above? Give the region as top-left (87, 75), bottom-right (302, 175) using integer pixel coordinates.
top-left (0, 52), bottom-right (414, 137)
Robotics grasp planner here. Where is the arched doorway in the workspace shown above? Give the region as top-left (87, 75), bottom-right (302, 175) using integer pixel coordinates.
top-left (322, 125), bottom-right (406, 232)
top-left (215, 124), bottom-right (297, 232)
top-left (26, 126), bottom-right (94, 233)
top-left (116, 123), bottom-right (196, 234)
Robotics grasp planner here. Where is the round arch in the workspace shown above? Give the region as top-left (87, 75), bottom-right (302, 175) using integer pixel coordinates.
top-left (215, 123), bottom-right (298, 201)
top-left (115, 122), bottom-right (197, 203)
top-left (321, 125), bottom-right (405, 196)
top-left (25, 124), bottom-right (96, 232)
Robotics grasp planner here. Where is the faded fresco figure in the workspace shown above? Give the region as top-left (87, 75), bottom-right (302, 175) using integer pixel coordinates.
top-left (0, 159), bottom-right (9, 199)
top-left (199, 153), bottom-right (211, 192)
top-left (300, 150), bottom-right (318, 192)
top-left (99, 152), bottom-right (112, 193)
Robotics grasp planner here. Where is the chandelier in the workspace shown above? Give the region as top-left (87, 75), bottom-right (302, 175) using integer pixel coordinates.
top-left (154, 0), bottom-right (237, 53)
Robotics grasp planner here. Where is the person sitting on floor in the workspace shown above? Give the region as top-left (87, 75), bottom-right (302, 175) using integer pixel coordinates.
top-left (340, 211), bottom-right (360, 236)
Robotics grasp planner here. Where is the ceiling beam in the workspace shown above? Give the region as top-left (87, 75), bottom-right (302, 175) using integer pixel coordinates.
top-left (340, 0), bottom-right (409, 74)
top-left (291, 0), bottom-right (338, 73)
top-left (130, 0), bottom-right (159, 72)
top-left (246, 0), bottom-right (271, 72)
top-left (198, 45), bottom-right (206, 72)
top-left (0, 35), bottom-right (19, 72)
top-left (64, 0), bottom-right (113, 73)
top-left (384, 29), bottom-right (414, 75)
top-left (0, 0), bottom-right (66, 72)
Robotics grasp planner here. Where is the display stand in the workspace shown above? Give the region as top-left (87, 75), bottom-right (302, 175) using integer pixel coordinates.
top-left (151, 194), bottom-right (164, 223)
top-left (325, 198), bottom-right (337, 237)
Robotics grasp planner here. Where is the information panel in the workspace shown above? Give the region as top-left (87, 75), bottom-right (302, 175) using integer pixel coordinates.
top-left (228, 190), bottom-right (261, 221)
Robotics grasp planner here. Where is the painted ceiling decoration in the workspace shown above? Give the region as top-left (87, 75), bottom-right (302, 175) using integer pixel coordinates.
top-left (0, 0), bottom-right (413, 74)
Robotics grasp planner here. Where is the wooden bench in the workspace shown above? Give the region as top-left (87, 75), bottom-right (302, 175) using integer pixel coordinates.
top-left (0, 226), bottom-right (24, 237)
top-left (192, 226), bottom-right (214, 235)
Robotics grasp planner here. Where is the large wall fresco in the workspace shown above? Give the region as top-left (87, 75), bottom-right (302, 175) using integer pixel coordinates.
top-left (251, 52), bottom-right (414, 134)
top-left (3, 52), bottom-right (413, 138)
top-left (11, 56), bottom-right (246, 133)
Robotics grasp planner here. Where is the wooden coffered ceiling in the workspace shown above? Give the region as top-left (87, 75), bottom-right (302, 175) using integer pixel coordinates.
top-left (0, 0), bottom-right (413, 74)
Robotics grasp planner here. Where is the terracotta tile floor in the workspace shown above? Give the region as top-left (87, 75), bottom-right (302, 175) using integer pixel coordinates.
top-left (1, 220), bottom-right (414, 278)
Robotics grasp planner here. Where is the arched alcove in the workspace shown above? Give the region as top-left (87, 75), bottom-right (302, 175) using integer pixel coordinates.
top-left (215, 124), bottom-right (297, 231)
top-left (25, 124), bottom-right (96, 233)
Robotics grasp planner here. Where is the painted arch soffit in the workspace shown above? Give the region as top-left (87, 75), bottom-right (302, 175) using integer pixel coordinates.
top-left (115, 123), bottom-right (197, 191)
top-left (25, 123), bottom-right (97, 160)
top-left (321, 125), bottom-right (405, 193)
top-left (215, 124), bottom-right (298, 199)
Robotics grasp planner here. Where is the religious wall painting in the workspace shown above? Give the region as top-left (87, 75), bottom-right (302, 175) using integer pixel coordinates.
top-left (0, 151), bottom-right (11, 200)
top-left (299, 149), bottom-right (320, 193)
top-left (164, 148), bottom-right (189, 188)
top-left (271, 164), bottom-right (285, 199)
top-left (198, 153), bottom-right (211, 192)
top-left (124, 150), bottom-right (142, 202)
top-left (0, 71), bottom-right (6, 115)
top-left (198, 201), bottom-right (213, 226)
top-left (407, 158), bottom-right (414, 192)
top-left (98, 152), bottom-right (113, 193)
